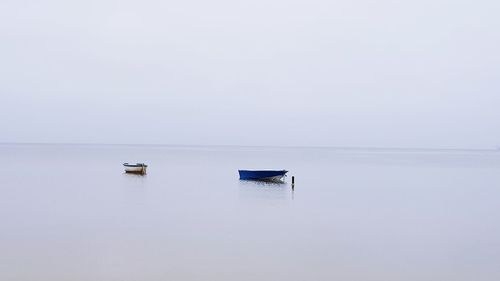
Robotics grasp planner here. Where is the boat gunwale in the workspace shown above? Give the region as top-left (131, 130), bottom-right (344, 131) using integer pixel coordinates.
top-left (123, 163), bottom-right (148, 167)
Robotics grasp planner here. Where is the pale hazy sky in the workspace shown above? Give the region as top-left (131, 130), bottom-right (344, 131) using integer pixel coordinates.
top-left (0, 0), bottom-right (499, 148)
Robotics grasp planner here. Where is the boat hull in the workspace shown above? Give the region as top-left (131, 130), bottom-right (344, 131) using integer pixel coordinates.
top-left (123, 163), bottom-right (147, 174)
top-left (238, 170), bottom-right (288, 182)
top-left (124, 166), bottom-right (147, 173)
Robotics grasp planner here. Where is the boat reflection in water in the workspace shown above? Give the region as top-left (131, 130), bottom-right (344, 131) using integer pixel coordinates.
top-left (238, 175), bottom-right (289, 201)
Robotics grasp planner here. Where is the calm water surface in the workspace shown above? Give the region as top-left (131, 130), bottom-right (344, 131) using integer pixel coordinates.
top-left (1, 144), bottom-right (500, 281)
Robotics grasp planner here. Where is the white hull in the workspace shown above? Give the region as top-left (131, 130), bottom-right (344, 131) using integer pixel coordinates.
top-left (124, 166), bottom-right (147, 173)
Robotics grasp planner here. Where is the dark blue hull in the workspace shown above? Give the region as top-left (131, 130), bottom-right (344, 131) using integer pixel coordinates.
top-left (238, 170), bottom-right (288, 181)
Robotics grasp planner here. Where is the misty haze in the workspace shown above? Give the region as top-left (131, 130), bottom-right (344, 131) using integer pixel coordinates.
top-left (1, 0), bottom-right (499, 280)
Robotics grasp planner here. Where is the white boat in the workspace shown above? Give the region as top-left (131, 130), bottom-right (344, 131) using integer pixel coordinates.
top-left (123, 163), bottom-right (147, 174)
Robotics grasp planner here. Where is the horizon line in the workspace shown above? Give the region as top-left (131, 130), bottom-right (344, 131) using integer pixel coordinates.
top-left (0, 141), bottom-right (497, 152)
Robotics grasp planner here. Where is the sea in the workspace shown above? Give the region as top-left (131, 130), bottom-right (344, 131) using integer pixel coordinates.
top-left (1, 144), bottom-right (499, 281)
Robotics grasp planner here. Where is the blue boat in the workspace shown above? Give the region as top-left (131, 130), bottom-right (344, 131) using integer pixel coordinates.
top-left (238, 170), bottom-right (288, 182)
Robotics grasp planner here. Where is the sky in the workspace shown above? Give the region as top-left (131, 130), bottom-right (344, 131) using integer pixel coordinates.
top-left (0, 0), bottom-right (499, 148)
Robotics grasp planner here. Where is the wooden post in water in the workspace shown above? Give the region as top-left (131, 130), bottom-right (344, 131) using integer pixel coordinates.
top-left (291, 176), bottom-right (295, 190)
